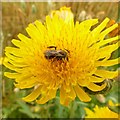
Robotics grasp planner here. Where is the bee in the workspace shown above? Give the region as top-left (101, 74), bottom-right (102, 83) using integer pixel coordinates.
top-left (83, 79), bottom-right (113, 95)
top-left (44, 46), bottom-right (69, 61)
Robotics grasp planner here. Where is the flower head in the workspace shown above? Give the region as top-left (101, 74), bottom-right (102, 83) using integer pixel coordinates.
top-left (85, 101), bottom-right (119, 118)
top-left (4, 7), bottom-right (119, 106)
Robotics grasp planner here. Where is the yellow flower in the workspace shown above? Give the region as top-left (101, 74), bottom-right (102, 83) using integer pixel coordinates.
top-left (51, 6), bottom-right (74, 23)
top-left (85, 104), bottom-right (119, 118)
top-left (0, 57), bottom-right (8, 65)
top-left (4, 7), bottom-right (120, 106)
top-left (0, 57), bottom-right (3, 65)
top-left (109, 100), bottom-right (120, 107)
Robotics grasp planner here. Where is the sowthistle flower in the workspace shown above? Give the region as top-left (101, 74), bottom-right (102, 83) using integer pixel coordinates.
top-left (4, 7), bottom-right (120, 106)
top-left (85, 100), bottom-right (119, 118)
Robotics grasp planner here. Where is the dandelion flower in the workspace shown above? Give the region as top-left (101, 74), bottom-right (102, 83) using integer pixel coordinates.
top-left (4, 7), bottom-right (120, 106)
top-left (85, 102), bottom-right (119, 118)
top-left (0, 57), bottom-right (3, 65)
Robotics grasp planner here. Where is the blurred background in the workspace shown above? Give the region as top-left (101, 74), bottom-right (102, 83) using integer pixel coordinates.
top-left (1, 2), bottom-right (119, 119)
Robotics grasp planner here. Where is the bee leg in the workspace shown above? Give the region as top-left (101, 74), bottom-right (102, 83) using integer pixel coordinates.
top-left (66, 56), bottom-right (69, 61)
top-left (51, 57), bottom-right (56, 63)
top-left (47, 46), bottom-right (57, 50)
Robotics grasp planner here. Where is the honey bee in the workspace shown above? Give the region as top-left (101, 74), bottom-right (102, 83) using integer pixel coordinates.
top-left (44, 46), bottom-right (69, 61)
top-left (83, 79), bottom-right (113, 95)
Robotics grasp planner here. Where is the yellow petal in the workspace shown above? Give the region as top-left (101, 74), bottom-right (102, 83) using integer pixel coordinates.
top-left (100, 23), bottom-right (118, 40)
top-left (36, 96), bottom-right (49, 104)
top-left (28, 23), bottom-right (42, 38)
top-left (12, 39), bottom-right (30, 49)
top-left (17, 33), bottom-right (32, 45)
top-left (51, 6), bottom-right (74, 23)
top-left (68, 85), bottom-right (76, 100)
top-left (12, 39), bottom-right (22, 48)
top-left (87, 82), bottom-right (107, 91)
top-left (14, 76), bottom-right (38, 89)
top-left (79, 19), bottom-right (98, 31)
top-left (26, 24), bottom-right (40, 39)
top-left (12, 71), bottom-right (33, 82)
top-left (5, 52), bottom-right (23, 62)
top-left (22, 86), bottom-right (41, 102)
top-left (5, 47), bottom-right (25, 57)
top-left (15, 80), bottom-right (38, 89)
top-left (96, 58), bottom-right (120, 67)
top-left (84, 107), bottom-right (94, 115)
top-left (4, 72), bottom-right (20, 79)
top-left (74, 85), bottom-right (91, 102)
top-left (108, 100), bottom-right (120, 107)
top-left (89, 76), bottom-right (105, 83)
top-left (92, 18), bottom-right (109, 35)
top-left (36, 88), bottom-right (56, 104)
top-left (97, 43), bottom-right (118, 60)
top-left (77, 78), bottom-right (90, 87)
top-left (5, 47), bottom-right (22, 58)
top-left (95, 70), bottom-right (118, 79)
top-left (8, 59), bottom-right (28, 68)
top-left (34, 20), bottom-right (46, 34)
top-left (63, 81), bottom-right (71, 93)
top-left (0, 57), bottom-right (3, 65)
top-left (108, 100), bottom-right (115, 106)
top-left (99, 36), bottom-right (119, 47)
top-left (3, 62), bottom-right (22, 73)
